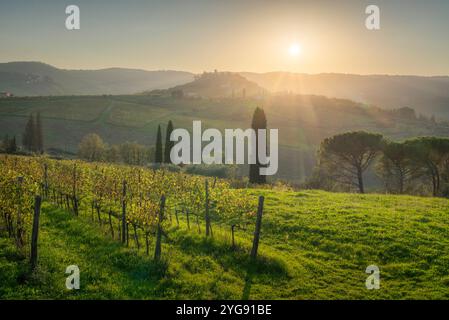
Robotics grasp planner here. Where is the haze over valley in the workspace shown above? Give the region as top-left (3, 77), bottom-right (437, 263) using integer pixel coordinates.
top-left (2, 65), bottom-right (449, 185)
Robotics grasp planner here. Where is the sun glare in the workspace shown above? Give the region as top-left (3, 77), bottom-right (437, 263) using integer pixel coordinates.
top-left (288, 43), bottom-right (301, 57)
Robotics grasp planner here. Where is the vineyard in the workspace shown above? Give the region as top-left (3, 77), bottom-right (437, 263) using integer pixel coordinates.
top-left (2, 155), bottom-right (449, 299)
top-left (0, 155), bottom-right (264, 267)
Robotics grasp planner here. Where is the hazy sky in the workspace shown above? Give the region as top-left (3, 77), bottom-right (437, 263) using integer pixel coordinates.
top-left (1, 0), bottom-right (449, 75)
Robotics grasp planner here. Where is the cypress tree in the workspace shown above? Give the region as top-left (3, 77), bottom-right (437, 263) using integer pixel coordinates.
top-left (8, 136), bottom-right (17, 153)
top-left (3, 134), bottom-right (9, 152)
top-left (155, 125), bottom-right (163, 163)
top-left (36, 112), bottom-right (43, 153)
top-left (22, 114), bottom-right (35, 151)
top-left (249, 107), bottom-right (267, 184)
top-left (164, 120), bottom-right (174, 163)
top-left (22, 117), bottom-right (29, 150)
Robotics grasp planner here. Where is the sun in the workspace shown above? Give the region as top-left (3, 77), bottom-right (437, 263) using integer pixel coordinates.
top-left (288, 43), bottom-right (301, 57)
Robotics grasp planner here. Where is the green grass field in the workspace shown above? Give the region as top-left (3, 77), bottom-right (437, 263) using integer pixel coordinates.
top-left (1, 190), bottom-right (448, 299)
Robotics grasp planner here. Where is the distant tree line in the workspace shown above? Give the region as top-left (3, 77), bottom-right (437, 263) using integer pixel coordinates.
top-left (76, 106), bottom-right (272, 185)
top-left (1, 112), bottom-right (44, 154)
top-left (78, 120), bottom-right (175, 165)
top-left (0, 135), bottom-right (17, 153)
top-left (309, 131), bottom-right (449, 197)
top-left (78, 133), bottom-right (152, 165)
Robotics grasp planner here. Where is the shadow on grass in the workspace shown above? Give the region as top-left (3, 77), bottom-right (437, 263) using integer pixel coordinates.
top-left (26, 205), bottom-right (290, 299)
top-left (170, 230), bottom-right (290, 280)
top-left (241, 266), bottom-right (255, 300)
top-left (42, 207), bottom-right (168, 298)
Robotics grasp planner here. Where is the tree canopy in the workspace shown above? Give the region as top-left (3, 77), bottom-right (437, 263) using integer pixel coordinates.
top-left (403, 137), bottom-right (449, 196)
top-left (319, 131), bottom-right (383, 193)
top-left (78, 133), bottom-right (107, 162)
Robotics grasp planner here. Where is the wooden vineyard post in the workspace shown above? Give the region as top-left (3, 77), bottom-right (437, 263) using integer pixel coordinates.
top-left (117, 221), bottom-right (121, 240)
top-left (16, 176), bottom-right (24, 249)
top-left (250, 196), bottom-right (264, 261)
top-left (231, 225), bottom-right (236, 249)
top-left (133, 224), bottom-right (140, 250)
top-left (154, 194), bottom-right (166, 261)
top-left (73, 197), bottom-right (79, 216)
top-left (66, 194), bottom-right (70, 211)
top-left (196, 215), bottom-right (201, 233)
top-left (126, 223), bottom-right (129, 247)
top-left (96, 204), bottom-right (102, 224)
top-left (43, 163), bottom-right (48, 200)
top-left (145, 232), bottom-right (150, 255)
top-left (121, 180), bottom-right (127, 244)
top-left (108, 210), bottom-right (114, 238)
top-left (175, 209), bottom-right (179, 227)
top-left (72, 164), bottom-right (78, 216)
top-left (186, 208), bottom-right (190, 230)
top-left (205, 179), bottom-right (211, 237)
top-left (30, 195), bottom-right (42, 271)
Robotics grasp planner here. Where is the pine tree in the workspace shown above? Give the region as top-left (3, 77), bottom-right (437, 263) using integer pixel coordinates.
top-left (249, 107), bottom-right (267, 184)
top-left (155, 125), bottom-right (163, 163)
top-left (36, 112), bottom-right (43, 153)
top-left (164, 120), bottom-right (174, 163)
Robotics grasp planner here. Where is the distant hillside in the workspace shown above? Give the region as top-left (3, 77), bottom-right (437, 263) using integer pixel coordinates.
top-left (242, 72), bottom-right (449, 120)
top-left (145, 71), bottom-right (267, 98)
top-left (0, 62), bottom-right (194, 96)
top-left (1, 94), bottom-right (448, 184)
top-left (4, 62), bottom-right (449, 120)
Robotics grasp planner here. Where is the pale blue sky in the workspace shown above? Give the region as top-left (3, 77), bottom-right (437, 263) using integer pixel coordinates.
top-left (1, 0), bottom-right (449, 75)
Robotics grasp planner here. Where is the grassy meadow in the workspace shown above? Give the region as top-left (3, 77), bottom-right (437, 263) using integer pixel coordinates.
top-left (1, 189), bottom-right (448, 299)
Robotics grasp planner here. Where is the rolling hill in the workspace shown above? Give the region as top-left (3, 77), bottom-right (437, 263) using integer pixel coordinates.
top-left (242, 72), bottom-right (449, 120)
top-left (145, 71), bottom-right (267, 98)
top-left (1, 93), bottom-right (449, 184)
top-left (0, 62), bottom-right (194, 96)
top-left (3, 62), bottom-right (449, 122)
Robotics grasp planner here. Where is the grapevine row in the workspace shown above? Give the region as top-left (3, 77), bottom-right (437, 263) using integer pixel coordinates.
top-left (0, 155), bottom-right (264, 264)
